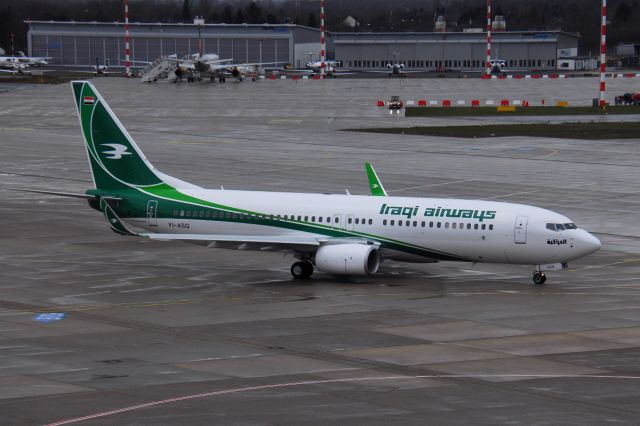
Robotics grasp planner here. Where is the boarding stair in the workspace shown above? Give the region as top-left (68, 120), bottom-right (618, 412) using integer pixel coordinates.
top-left (139, 56), bottom-right (172, 83)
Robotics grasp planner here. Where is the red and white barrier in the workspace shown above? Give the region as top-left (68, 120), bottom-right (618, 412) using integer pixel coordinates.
top-left (375, 98), bottom-right (564, 108)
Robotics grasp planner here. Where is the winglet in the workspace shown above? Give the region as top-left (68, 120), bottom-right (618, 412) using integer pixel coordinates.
top-left (365, 162), bottom-right (387, 196)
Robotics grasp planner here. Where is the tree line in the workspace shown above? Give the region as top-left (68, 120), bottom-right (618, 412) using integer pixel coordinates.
top-left (1, 0), bottom-right (638, 56)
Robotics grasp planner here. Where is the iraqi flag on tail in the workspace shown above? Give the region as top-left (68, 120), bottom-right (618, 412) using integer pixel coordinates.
top-left (83, 96), bottom-right (95, 105)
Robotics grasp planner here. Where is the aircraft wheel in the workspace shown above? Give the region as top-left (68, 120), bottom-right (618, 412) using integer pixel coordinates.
top-left (291, 261), bottom-right (313, 279)
top-left (533, 272), bottom-right (546, 285)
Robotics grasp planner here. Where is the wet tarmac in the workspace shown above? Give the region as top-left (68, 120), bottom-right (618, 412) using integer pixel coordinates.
top-left (1, 77), bottom-right (640, 425)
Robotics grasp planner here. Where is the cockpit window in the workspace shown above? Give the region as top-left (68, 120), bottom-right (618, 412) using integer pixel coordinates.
top-left (546, 222), bottom-right (577, 231)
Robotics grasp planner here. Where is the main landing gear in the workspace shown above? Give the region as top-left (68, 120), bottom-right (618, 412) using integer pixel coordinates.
top-left (291, 260), bottom-right (314, 279)
top-left (532, 271), bottom-right (547, 285)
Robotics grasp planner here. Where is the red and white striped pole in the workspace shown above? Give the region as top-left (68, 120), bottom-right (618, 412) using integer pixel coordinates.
top-left (124, 0), bottom-right (131, 77)
top-left (320, 0), bottom-right (326, 78)
top-left (485, 0), bottom-right (492, 75)
top-left (599, 0), bottom-right (607, 108)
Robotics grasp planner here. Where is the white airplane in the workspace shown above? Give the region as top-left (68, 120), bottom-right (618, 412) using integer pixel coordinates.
top-left (0, 56), bottom-right (31, 74)
top-left (288, 59), bottom-right (355, 78)
top-left (28, 81), bottom-right (601, 285)
top-left (368, 63), bottom-right (422, 77)
top-left (16, 51), bottom-right (51, 66)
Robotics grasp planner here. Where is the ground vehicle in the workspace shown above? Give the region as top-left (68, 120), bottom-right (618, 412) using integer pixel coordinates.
top-left (388, 96), bottom-right (403, 111)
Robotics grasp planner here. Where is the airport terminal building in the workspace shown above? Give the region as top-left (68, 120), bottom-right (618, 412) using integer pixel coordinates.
top-left (25, 21), bottom-right (324, 69)
top-left (25, 20), bottom-right (579, 71)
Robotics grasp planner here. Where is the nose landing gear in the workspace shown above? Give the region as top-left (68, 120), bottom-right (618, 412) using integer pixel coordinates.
top-left (291, 260), bottom-right (314, 279)
top-left (532, 271), bottom-right (547, 285)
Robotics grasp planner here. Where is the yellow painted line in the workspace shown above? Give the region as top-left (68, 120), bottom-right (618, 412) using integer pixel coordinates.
top-left (0, 127), bottom-right (33, 132)
top-left (268, 119), bottom-right (303, 124)
top-left (168, 139), bottom-right (233, 145)
top-left (569, 258), bottom-right (640, 272)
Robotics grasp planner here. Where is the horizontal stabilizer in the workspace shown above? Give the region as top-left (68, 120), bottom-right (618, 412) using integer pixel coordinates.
top-left (14, 189), bottom-right (96, 199)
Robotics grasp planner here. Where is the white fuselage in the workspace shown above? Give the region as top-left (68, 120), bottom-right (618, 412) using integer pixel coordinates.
top-left (128, 188), bottom-right (601, 266)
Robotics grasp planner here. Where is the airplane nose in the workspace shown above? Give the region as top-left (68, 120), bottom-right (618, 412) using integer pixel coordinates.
top-left (581, 231), bottom-right (602, 255)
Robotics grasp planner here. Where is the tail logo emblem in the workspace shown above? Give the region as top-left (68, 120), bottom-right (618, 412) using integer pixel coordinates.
top-left (101, 144), bottom-right (132, 160)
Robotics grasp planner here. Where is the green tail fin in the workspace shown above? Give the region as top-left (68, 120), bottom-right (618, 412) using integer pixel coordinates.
top-left (71, 81), bottom-right (163, 191)
top-left (365, 162), bottom-right (387, 196)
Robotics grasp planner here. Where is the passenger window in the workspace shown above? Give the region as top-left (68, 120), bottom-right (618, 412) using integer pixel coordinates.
top-left (398, 221), bottom-right (403, 227)
top-left (467, 224), bottom-right (471, 229)
top-left (445, 222), bottom-right (449, 229)
top-left (199, 211), bottom-right (204, 218)
top-left (311, 216), bottom-right (315, 222)
top-left (383, 219), bottom-right (387, 226)
top-left (429, 221), bottom-right (434, 228)
top-left (421, 221), bottom-right (425, 227)
top-left (354, 218), bottom-right (359, 224)
top-left (437, 222), bottom-right (441, 228)
top-left (413, 221), bottom-right (417, 227)
top-left (180, 210), bottom-right (184, 217)
top-left (297, 215), bottom-right (302, 221)
top-left (390, 220), bottom-right (395, 225)
top-left (481, 224), bottom-right (486, 230)
top-left (368, 219), bottom-right (373, 225)
top-left (283, 215), bottom-right (288, 220)
top-left (304, 216), bottom-right (308, 221)
top-left (452, 223), bottom-right (457, 229)
top-left (319, 217), bottom-right (323, 223)
top-left (406, 220), bottom-right (410, 226)
top-left (348, 218), bottom-right (353, 224)
top-left (489, 224), bottom-right (494, 230)
top-left (172, 210), bottom-right (177, 216)
top-left (334, 217), bottom-right (339, 223)
top-left (474, 224), bottom-right (479, 230)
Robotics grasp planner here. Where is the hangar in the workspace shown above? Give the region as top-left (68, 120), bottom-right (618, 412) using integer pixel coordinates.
top-left (25, 20), bottom-right (324, 68)
top-left (25, 20), bottom-right (579, 72)
top-left (333, 31), bottom-right (580, 71)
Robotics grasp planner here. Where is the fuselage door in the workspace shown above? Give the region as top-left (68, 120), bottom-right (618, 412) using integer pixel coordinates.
top-left (345, 214), bottom-right (355, 231)
top-left (147, 200), bottom-right (158, 226)
top-left (514, 215), bottom-right (528, 244)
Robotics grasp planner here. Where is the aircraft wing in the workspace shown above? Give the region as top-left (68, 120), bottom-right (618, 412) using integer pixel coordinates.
top-left (144, 233), bottom-right (322, 252)
top-left (144, 233), bottom-right (377, 253)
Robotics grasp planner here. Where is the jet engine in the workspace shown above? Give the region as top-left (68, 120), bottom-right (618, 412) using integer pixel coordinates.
top-left (231, 67), bottom-right (241, 78)
top-left (315, 244), bottom-right (381, 275)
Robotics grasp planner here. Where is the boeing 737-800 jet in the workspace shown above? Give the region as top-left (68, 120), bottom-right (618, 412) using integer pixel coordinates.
top-left (39, 81), bottom-right (601, 284)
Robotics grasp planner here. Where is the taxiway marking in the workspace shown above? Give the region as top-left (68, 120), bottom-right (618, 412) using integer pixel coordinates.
top-left (46, 374), bottom-right (640, 425)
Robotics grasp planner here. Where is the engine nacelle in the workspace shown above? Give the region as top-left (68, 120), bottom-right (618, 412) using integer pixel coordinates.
top-left (315, 244), bottom-right (380, 275)
top-left (399, 64), bottom-right (405, 69)
top-left (387, 63), bottom-right (393, 69)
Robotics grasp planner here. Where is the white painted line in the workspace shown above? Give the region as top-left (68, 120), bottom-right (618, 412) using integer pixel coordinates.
top-left (45, 374), bottom-right (640, 425)
top-left (119, 286), bottom-right (167, 293)
top-left (185, 353), bottom-right (263, 363)
top-left (0, 345), bottom-right (27, 350)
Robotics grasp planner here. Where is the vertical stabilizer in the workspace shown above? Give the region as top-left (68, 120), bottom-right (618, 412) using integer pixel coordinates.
top-left (71, 81), bottom-right (164, 191)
